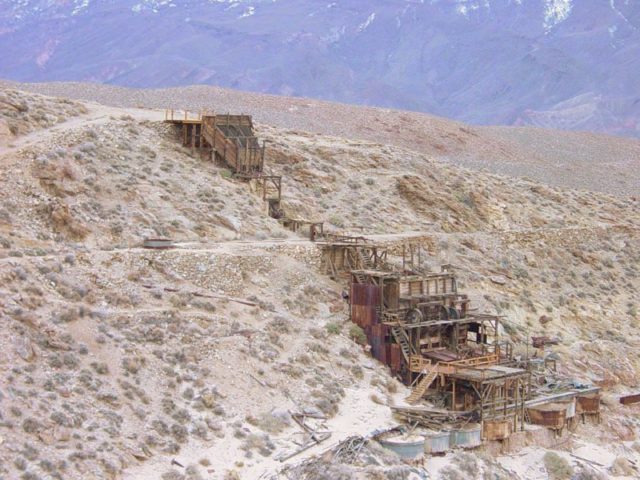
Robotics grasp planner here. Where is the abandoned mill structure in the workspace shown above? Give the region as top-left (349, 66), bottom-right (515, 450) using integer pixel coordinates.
top-left (165, 109), bottom-right (602, 452)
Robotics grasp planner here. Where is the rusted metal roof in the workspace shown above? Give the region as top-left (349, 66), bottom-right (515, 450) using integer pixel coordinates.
top-left (620, 393), bottom-right (640, 405)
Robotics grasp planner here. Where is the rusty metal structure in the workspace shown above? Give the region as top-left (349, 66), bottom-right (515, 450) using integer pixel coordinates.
top-left (349, 264), bottom-right (528, 432)
top-left (319, 236), bottom-right (601, 441)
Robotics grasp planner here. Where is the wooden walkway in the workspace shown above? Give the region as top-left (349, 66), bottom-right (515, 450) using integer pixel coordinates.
top-left (165, 109), bottom-right (324, 241)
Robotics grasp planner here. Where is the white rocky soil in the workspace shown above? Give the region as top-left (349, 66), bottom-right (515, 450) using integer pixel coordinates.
top-left (0, 88), bottom-right (639, 480)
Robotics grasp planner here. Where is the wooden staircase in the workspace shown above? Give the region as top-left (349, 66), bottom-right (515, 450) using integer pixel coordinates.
top-left (406, 365), bottom-right (439, 405)
top-left (391, 326), bottom-right (414, 363)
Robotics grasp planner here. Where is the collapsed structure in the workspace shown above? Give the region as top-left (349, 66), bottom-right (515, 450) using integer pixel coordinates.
top-left (165, 109), bottom-right (601, 451)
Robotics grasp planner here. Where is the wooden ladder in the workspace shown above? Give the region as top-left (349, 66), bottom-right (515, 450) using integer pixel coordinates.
top-left (406, 366), bottom-right (439, 405)
top-left (357, 247), bottom-right (374, 269)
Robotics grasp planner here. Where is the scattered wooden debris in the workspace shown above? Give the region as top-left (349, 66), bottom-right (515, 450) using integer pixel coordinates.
top-left (276, 411), bottom-right (331, 462)
top-left (140, 284), bottom-right (258, 307)
top-left (391, 405), bottom-right (474, 430)
top-left (532, 336), bottom-right (560, 348)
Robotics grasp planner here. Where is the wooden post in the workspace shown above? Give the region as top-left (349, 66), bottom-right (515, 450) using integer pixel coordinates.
top-left (452, 380), bottom-right (456, 411)
top-left (213, 116), bottom-right (217, 150)
top-left (402, 244), bottom-right (406, 271)
top-left (245, 139), bottom-right (249, 172)
top-left (235, 138), bottom-right (240, 172)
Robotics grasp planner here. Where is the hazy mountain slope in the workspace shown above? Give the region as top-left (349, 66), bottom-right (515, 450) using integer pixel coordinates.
top-left (0, 0), bottom-right (639, 137)
top-left (6, 80), bottom-right (640, 198)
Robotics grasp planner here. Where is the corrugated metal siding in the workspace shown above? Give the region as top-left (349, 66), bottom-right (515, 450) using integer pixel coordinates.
top-left (351, 283), bottom-right (381, 328)
top-left (369, 324), bottom-right (387, 364)
top-left (390, 344), bottom-right (402, 374)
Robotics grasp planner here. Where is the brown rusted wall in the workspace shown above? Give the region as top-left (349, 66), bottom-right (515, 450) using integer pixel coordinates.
top-left (350, 283), bottom-right (397, 368)
top-left (577, 395), bottom-right (601, 413)
top-left (526, 408), bottom-right (566, 430)
top-left (350, 283), bottom-right (381, 328)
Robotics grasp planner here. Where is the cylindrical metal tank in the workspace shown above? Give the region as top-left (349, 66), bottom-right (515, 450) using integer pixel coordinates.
top-left (450, 424), bottom-right (482, 448)
top-left (143, 238), bottom-right (174, 249)
top-left (424, 430), bottom-right (450, 454)
top-left (378, 435), bottom-right (426, 459)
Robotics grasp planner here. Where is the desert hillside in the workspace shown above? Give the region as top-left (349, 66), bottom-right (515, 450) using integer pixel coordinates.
top-left (4, 80), bottom-right (640, 199)
top-left (0, 88), bottom-right (639, 480)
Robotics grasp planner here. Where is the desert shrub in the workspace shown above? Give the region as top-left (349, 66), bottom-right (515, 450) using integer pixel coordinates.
top-left (329, 215), bottom-right (344, 228)
top-left (573, 467), bottom-right (607, 480)
top-left (326, 322), bottom-right (341, 335)
top-left (351, 365), bottom-right (364, 379)
top-left (242, 433), bottom-right (275, 457)
top-left (610, 457), bottom-right (634, 476)
top-left (453, 453), bottom-right (478, 477)
top-left (543, 452), bottom-right (573, 479)
top-left (308, 342), bottom-right (329, 355)
top-left (348, 325), bottom-right (367, 346)
top-left (161, 470), bottom-right (185, 480)
top-left (90, 362), bottom-right (109, 375)
top-left (248, 410), bottom-right (290, 434)
top-left (439, 466), bottom-right (465, 480)
top-left (385, 379), bottom-right (398, 394)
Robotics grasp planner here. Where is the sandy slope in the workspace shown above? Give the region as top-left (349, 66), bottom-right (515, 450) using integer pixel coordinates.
top-left (1, 87), bottom-right (639, 480)
top-left (3, 80), bottom-right (640, 198)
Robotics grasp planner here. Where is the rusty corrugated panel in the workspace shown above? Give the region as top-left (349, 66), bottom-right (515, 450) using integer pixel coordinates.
top-left (390, 344), bottom-right (402, 373)
top-left (620, 393), bottom-right (640, 405)
top-left (350, 283), bottom-right (381, 328)
top-left (368, 324), bottom-right (387, 364)
top-left (526, 406), bottom-right (566, 429)
top-left (577, 395), bottom-right (600, 413)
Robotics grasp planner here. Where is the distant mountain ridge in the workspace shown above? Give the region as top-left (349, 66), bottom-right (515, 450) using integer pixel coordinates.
top-left (1, 0), bottom-right (639, 137)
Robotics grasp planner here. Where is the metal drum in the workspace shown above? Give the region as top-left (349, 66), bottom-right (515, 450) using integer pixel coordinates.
top-left (379, 435), bottom-right (426, 459)
top-left (424, 430), bottom-right (450, 454)
top-left (450, 424), bottom-right (482, 448)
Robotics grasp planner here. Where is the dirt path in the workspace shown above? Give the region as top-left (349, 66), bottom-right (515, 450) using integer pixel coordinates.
top-left (0, 103), bottom-right (163, 159)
